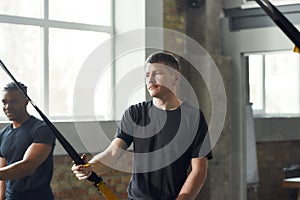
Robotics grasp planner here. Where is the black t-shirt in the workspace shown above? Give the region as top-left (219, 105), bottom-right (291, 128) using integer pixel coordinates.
top-left (0, 116), bottom-right (56, 200)
top-left (116, 100), bottom-right (212, 200)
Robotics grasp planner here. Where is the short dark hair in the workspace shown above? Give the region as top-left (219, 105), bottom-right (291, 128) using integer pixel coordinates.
top-left (145, 52), bottom-right (180, 71)
top-left (3, 82), bottom-right (27, 93)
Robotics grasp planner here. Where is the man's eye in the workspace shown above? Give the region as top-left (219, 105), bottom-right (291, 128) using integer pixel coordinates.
top-left (2, 100), bottom-right (16, 105)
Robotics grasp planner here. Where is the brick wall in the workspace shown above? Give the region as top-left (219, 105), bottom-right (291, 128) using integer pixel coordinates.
top-left (52, 155), bottom-right (131, 200)
top-left (163, 0), bottom-right (186, 54)
top-left (163, 0), bottom-right (185, 33)
top-left (248, 140), bottom-right (300, 200)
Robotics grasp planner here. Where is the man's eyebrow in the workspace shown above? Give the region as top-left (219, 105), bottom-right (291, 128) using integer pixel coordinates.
top-left (148, 69), bottom-right (164, 72)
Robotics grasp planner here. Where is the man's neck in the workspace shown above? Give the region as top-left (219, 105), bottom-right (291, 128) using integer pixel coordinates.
top-left (153, 97), bottom-right (181, 110)
top-left (12, 113), bottom-right (31, 128)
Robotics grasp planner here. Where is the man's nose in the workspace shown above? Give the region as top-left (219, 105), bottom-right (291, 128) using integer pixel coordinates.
top-left (4, 104), bottom-right (9, 109)
top-left (4, 103), bottom-right (12, 109)
top-left (146, 74), bottom-right (155, 84)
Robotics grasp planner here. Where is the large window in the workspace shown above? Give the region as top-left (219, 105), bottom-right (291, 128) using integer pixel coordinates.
top-left (0, 0), bottom-right (112, 120)
top-left (247, 51), bottom-right (300, 117)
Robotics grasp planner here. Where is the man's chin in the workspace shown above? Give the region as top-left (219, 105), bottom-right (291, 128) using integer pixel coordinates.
top-left (6, 116), bottom-right (15, 121)
top-left (148, 92), bottom-right (158, 98)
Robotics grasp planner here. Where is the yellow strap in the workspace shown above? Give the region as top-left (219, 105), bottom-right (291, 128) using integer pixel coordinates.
top-left (293, 46), bottom-right (300, 53)
top-left (97, 181), bottom-right (119, 200)
top-left (83, 163), bottom-right (91, 167)
top-left (82, 163), bottom-right (118, 200)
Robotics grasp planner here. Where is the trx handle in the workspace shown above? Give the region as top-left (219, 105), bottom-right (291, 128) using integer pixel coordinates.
top-left (96, 180), bottom-right (119, 200)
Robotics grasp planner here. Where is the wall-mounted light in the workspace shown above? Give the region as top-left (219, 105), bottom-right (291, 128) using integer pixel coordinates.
top-left (188, 0), bottom-right (203, 8)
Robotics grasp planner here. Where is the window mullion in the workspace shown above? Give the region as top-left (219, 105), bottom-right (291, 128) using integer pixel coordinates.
top-left (262, 54), bottom-right (266, 114)
top-left (43, 0), bottom-right (49, 115)
top-left (299, 56), bottom-right (300, 113)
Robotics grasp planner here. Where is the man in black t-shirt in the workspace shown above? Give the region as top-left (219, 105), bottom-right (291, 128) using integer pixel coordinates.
top-left (72, 52), bottom-right (212, 199)
top-left (0, 82), bottom-right (56, 200)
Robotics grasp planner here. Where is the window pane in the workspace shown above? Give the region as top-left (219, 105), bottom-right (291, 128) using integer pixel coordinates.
top-left (249, 55), bottom-right (264, 111)
top-left (0, 0), bottom-right (42, 18)
top-left (0, 23), bottom-right (42, 120)
top-left (49, 28), bottom-right (110, 118)
top-left (49, 0), bottom-right (111, 26)
top-left (265, 53), bottom-right (299, 114)
top-left (114, 51), bottom-right (146, 120)
top-left (94, 67), bottom-right (113, 120)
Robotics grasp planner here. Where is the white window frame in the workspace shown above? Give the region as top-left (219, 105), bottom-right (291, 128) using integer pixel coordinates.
top-left (246, 51), bottom-right (300, 117)
top-left (0, 0), bottom-right (114, 120)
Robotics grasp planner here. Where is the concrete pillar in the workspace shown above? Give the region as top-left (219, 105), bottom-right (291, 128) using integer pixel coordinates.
top-left (184, 0), bottom-right (245, 199)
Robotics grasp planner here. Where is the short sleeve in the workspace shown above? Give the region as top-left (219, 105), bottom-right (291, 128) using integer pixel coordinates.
top-left (114, 107), bottom-right (134, 147)
top-left (0, 126), bottom-right (11, 157)
top-left (32, 123), bottom-right (56, 146)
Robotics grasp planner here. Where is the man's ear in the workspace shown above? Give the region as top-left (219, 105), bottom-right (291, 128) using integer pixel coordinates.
top-left (175, 72), bottom-right (180, 81)
top-left (174, 72), bottom-right (180, 85)
top-left (25, 98), bottom-right (29, 106)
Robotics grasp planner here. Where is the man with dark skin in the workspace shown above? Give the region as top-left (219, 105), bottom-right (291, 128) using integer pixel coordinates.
top-left (72, 52), bottom-right (212, 200)
top-left (0, 82), bottom-right (56, 200)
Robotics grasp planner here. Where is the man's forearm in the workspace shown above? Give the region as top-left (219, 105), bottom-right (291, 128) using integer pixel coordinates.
top-left (0, 180), bottom-right (5, 200)
top-left (177, 158), bottom-right (208, 200)
top-left (0, 160), bottom-right (36, 180)
top-left (89, 138), bottom-right (128, 175)
top-left (89, 152), bottom-right (114, 175)
top-left (176, 170), bottom-right (207, 200)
